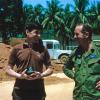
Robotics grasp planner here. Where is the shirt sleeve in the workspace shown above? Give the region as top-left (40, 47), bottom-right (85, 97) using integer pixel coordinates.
top-left (63, 52), bottom-right (75, 79)
top-left (8, 47), bottom-right (17, 68)
top-left (43, 49), bottom-right (52, 68)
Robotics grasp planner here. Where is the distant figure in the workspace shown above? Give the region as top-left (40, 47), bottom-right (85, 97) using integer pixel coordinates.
top-left (63, 23), bottom-right (100, 100)
top-left (5, 23), bottom-right (53, 100)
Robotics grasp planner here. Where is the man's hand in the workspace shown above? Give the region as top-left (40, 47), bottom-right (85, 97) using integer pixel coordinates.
top-left (18, 70), bottom-right (38, 80)
top-left (27, 71), bottom-right (42, 80)
top-left (18, 69), bottom-right (29, 79)
top-left (96, 81), bottom-right (100, 90)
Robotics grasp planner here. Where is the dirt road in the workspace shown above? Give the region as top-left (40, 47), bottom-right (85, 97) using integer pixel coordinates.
top-left (0, 81), bottom-right (74, 100)
top-left (0, 43), bottom-right (75, 100)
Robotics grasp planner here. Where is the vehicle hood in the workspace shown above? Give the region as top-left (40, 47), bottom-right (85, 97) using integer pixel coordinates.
top-left (56, 49), bottom-right (72, 54)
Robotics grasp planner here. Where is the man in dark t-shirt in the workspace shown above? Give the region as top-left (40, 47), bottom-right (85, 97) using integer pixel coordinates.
top-left (5, 24), bottom-right (53, 100)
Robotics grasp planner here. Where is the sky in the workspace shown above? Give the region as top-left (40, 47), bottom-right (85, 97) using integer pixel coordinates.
top-left (23, 0), bottom-right (100, 8)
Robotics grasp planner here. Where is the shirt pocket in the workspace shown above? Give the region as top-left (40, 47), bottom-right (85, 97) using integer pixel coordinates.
top-left (88, 58), bottom-right (100, 75)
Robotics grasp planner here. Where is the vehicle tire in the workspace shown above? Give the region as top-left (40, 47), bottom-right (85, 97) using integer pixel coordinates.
top-left (59, 54), bottom-right (69, 64)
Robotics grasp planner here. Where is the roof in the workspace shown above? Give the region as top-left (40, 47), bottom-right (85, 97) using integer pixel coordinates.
top-left (93, 40), bottom-right (100, 42)
top-left (42, 39), bottom-right (59, 43)
top-left (92, 35), bottom-right (100, 40)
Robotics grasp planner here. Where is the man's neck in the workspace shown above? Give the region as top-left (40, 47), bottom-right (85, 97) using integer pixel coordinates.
top-left (81, 40), bottom-right (92, 52)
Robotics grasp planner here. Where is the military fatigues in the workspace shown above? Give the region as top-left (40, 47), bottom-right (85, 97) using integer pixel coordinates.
top-left (63, 43), bottom-right (100, 100)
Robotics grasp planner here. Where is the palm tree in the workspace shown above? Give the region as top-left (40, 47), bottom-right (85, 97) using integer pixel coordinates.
top-left (32, 4), bottom-right (44, 24)
top-left (42, 0), bottom-right (65, 41)
top-left (70, 0), bottom-right (89, 30)
top-left (88, 1), bottom-right (100, 35)
top-left (23, 5), bottom-right (34, 26)
top-left (0, 0), bottom-right (24, 43)
top-left (42, 0), bottom-right (63, 30)
top-left (14, 0), bottom-right (24, 34)
top-left (23, 4), bottom-right (44, 27)
top-left (56, 4), bottom-right (72, 49)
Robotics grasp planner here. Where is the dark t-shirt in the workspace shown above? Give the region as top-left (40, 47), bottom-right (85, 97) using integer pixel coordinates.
top-left (8, 43), bottom-right (51, 73)
top-left (8, 43), bottom-right (51, 89)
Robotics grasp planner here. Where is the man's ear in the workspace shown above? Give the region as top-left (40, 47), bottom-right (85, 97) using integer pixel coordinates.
top-left (26, 29), bottom-right (29, 35)
top-left (84, 32), bottom-right (89, 38)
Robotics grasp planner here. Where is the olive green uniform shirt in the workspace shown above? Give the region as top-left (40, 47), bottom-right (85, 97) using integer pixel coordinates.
top-left (63, 43), bottom-right (100, 100)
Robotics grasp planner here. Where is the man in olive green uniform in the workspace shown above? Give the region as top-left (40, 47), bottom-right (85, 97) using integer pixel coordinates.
top-left (63, 24), bottom-right (100, 100)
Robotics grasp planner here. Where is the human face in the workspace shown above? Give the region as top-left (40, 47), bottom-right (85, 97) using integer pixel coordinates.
top-left (26, 29), bottom-right (40, 43)
top-left (74, 25), bottom-right (88, 44)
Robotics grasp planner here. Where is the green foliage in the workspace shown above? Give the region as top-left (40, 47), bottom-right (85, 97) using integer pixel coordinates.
top-left (0, 0), bottom-right (100, 48)
top-left (0, 0), bottom-right (24, 43)
top-left (23, 4), bottom-right (44, 26)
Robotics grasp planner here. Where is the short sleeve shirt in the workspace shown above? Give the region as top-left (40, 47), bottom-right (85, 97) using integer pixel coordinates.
top-left (8, 43), bottom-right (51, 73)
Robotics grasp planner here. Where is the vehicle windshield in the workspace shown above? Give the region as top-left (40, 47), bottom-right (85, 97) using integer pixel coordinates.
top-left (54, 43), bottom-right (60, 49)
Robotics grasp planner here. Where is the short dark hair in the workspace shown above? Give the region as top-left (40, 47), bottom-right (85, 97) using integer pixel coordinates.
top-left (81, 24), bottom-right (93, 34)
top-left (25, 24), bottom-right (42, 32)
top-left (76, 23), bottom-right (93, 40)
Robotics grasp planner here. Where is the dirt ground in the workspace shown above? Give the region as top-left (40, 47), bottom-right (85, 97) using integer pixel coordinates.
top-left (0, 43), bottom-right (75, 100)
top-left (0, 80), bottom-right (74, 100)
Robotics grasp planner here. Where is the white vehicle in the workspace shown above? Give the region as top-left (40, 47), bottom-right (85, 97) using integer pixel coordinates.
top-left (43, 39), bottom-right (72, 63)
top-left (93, 40), bottom-right (100, 46)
